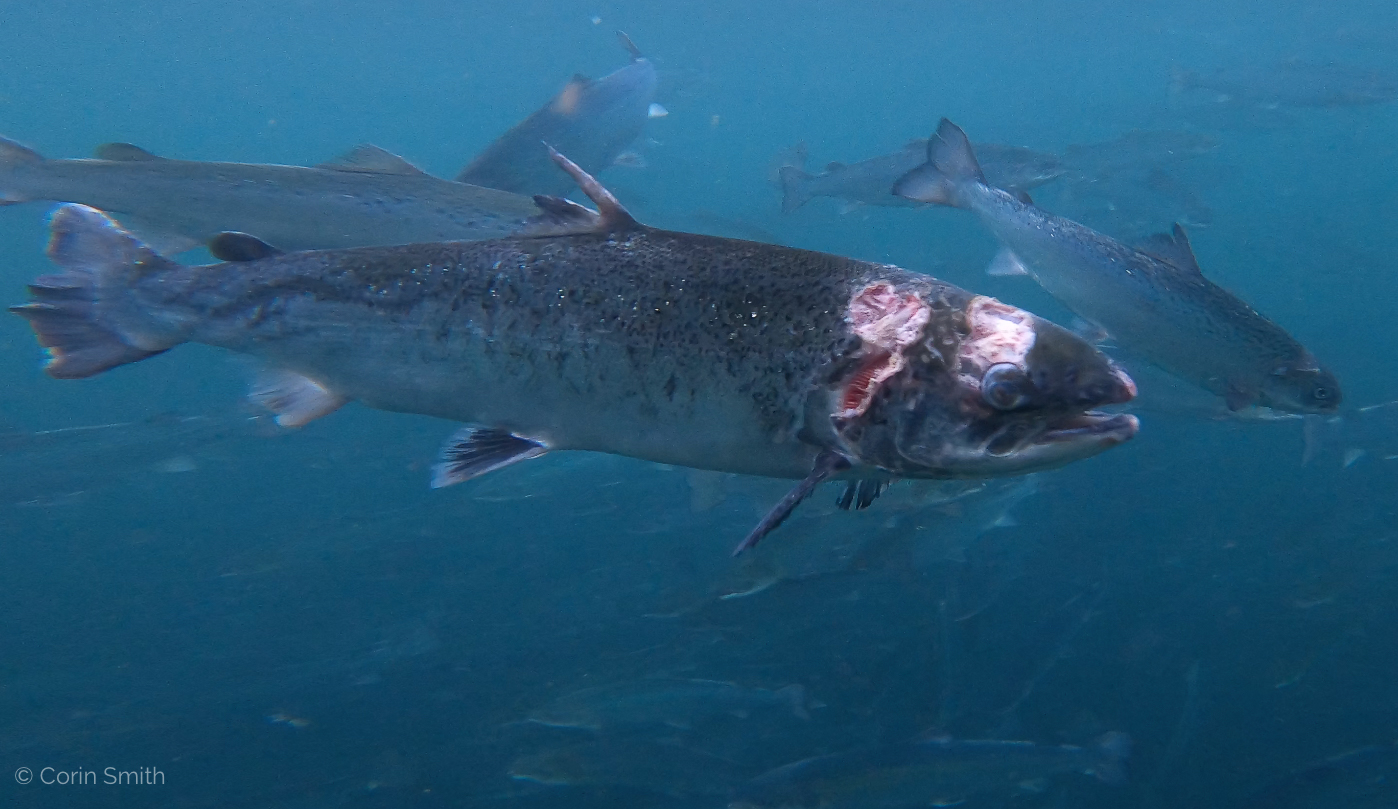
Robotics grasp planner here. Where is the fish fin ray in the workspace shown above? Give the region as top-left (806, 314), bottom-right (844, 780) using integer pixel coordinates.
top-left (732, 450), bottom-right (851, 555)
top-left (1135, 223), bottom-right (1204, 276)
top-left (986, 247), bottom-right (1031, 277)
top-left (249, 369), bottom-right (347, 428)
top-left (317, 144), bottom-right (428, 176)
top-left (94, 143), bottom-right (164, 161)
top-left (209, 232), bottom-right (285, 262)
top-left (545, 146), bottom-right (640, 232)
top-left (431, 427), bottom-right (549, 488)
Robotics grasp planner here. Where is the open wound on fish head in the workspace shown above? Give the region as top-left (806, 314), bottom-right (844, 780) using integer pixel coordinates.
top-left (837, 282), bottom-right (932, 419)
top-left (956, 297), bottom-right (1035, 407)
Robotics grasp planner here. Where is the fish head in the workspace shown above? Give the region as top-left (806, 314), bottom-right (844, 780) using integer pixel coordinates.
top-left (830, 287), bottom-right (1138, 478)
top-left (1259, 359), bottom-right (1342, 414)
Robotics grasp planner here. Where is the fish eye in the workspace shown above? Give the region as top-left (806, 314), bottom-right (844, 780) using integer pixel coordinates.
top-left (1312, 385), bottom-right (1333, 401)
top-left (982, 363), bottom-right (1031, 411)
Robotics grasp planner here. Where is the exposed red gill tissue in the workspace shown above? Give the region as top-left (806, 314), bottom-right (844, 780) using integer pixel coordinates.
top-left (838, 350), bottom-right (894, 418)
top-left (837, 283), bottom-right (932, 419)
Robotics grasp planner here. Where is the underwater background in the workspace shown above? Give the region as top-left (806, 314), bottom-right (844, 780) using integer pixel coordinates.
top-left (2, 0), bottom-right (1398, 806)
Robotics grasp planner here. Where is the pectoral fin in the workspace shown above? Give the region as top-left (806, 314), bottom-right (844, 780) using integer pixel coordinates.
top-left (431, 427), bottom-right (549, 488)
top-left (249, 369), bottom-right (347, 427)
top-left (731, 450), bottom-right (851, 556)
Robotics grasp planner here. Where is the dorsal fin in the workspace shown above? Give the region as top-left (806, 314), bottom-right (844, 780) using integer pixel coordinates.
top-left (95, 143), bottom-right (163, 161)
top-left (1014, 189), bottom-right (1034, 205)
top-left (545, 145), bottom-right (640, 232)
top-left (316, 144), bottom-right (427, 176)
top-left (824, 161), bottom-right (846, 172)
top-left (529, 195), bottom-right (602, 232)
top-left (1136, 223), bottom-right (1204, 276)
top-left (616, 30), bottom-right (644, 60)
top-left (209, 231), bottom-right (285, 262)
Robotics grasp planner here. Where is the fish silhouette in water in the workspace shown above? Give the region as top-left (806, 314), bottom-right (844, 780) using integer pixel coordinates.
top-left (456, 32), bottom-right (659, 195)
top-left (11, 148), bottom-right (1136, 552)
top-left (0, 138), bottom-right (566, 254)
top-left (731, 732), bottom-right (1132, 808)
top-left (778, 138), bottom-right (1063, 214)
top-left (895, 118), bottom-right (1340, 415)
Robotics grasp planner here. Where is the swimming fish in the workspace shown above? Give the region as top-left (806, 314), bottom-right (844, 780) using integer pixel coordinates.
top-left (1171, 60), bottom-right (1398, 109)
top-left (11, 149), bottom-right (1136, 552)
top-left (526, 678), bottom-right (811, 731)
top-left (778, 139), bottom-right (1063, 214)
top-left (894, 118), bottom-right (1340, 415)
top-left (456, 32), bottom-right (658, 195)
top-left (731, 732), bottom-right (1132, 808)
top-left (0, 138), bottom-right (555, 254)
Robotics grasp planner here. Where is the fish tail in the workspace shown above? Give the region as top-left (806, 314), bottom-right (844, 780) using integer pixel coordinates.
top-left (774, 684), bottom-right (811, 720)
top-left (892, 118), bottom-right (986, 208)
top-left (1088, 731), bottom-right (1132, 785)
top-left (778, 165), bottom-right (816, 213)
top-left (0, 135), bottom-right (44, 204)
top-left (10, 204), bottom-right (183, 378)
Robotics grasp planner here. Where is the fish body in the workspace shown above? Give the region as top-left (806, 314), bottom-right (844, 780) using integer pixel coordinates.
top-left (510, 738), bottom-right (751, 797)
top-left (731, 732), bottom-right (1131, 809)
top-left (1237, 743), bottom-right (1398, 809)
top-left (1060, 129), bottom-right (1218, 180)
top-left (12, 153), bottom-right (1136, 545)
top-left (0, 139), bottom-right (547, 254)
top-left (456, 34), bottom-right (658, 195)
top-left (895, 119), bottom-right (1340, 415)
top-left (1172, 60), bottom-right (1398, 108)
top-left (527, 678), bottom-right (809, 731)
top-left (779, 140), bottom-right (1062, 214)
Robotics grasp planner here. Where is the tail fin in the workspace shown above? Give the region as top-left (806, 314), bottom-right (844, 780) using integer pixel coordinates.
top-left (891, 118), bottom-right (986, 208)
top-left (1087, 731), bottom-right (1132, 785)
top-left (778, 166), bottom-right (815, 213)
top-left (10, 204), bottom-right (179, 378)
top-left (774, 684), bottom-right (811, 720)
top-left (0, 136), bottom-right (44, 205)
top-left (1168, 65), bottom-right (1196, 100)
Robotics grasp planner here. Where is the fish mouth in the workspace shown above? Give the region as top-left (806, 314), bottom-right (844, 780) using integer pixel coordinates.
top-left (1036, 412), bottom-right (1139, 446)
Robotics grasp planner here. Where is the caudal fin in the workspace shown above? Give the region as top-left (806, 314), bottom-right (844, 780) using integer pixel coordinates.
top-left (774, 684), bottom-right (811, 720)
top-left (778, 166), bottom-right (816, 213)
top-left (892, 118), bottom-right (986, 208)
top-left (10, 204), bottom-right (180, 378)
top-left (1087, 731), bottom-right (1132, 785)
top-left (0, 136), bottom-right (44, 205)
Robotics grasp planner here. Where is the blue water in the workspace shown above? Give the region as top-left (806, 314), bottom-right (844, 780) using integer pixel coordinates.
top-left (3, 1), bottom-right (1398, 806)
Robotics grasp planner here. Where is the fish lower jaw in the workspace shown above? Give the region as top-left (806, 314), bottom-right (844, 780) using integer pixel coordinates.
top-left (1037, 412), bottom-right (1139, 446)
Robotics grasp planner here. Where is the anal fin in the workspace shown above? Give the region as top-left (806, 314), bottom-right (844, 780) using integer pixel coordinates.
top-left (431, 426), bottom-right (549, 488)
top-left (249, 369), bottom-right (347, 427)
